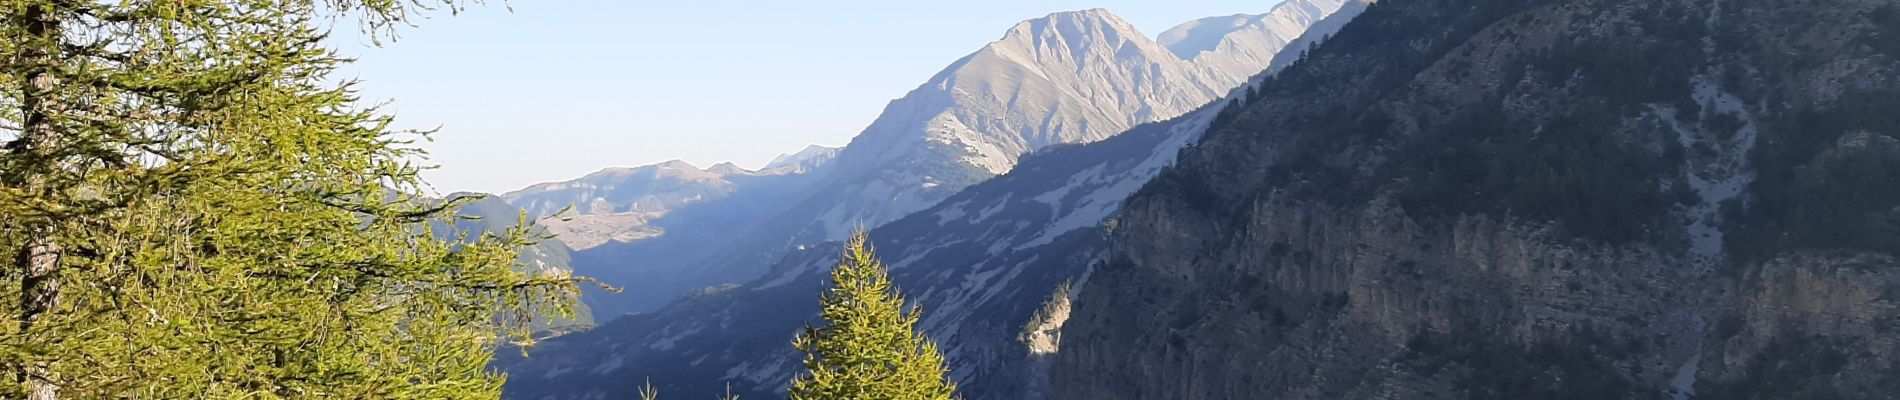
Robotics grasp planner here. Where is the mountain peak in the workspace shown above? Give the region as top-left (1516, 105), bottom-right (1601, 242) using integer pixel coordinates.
top-left (765, 145), bottom-right (842, 171)
top-left (797, 3), bottom-right (1357, 241)
top-left (707, 162), bottom-right (748, 175)
top-left (1000, 8), bottom-right (1144, 47)
top-left (656, 159), bottom-right (697, 170)
top-left (1044, 7), bottom-right (1117, 20)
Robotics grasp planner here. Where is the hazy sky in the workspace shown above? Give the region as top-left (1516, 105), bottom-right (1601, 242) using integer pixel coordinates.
top-left (334, 0), bottom-right (1282, 194)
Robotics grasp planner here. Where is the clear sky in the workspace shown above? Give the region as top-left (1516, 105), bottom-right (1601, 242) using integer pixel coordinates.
top-left (334, 0), bottom-right (1281, 194)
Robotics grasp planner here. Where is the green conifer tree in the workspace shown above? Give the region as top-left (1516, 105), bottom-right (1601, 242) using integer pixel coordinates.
top-left (0, 1), bottom-right (581, 398)
top-left (788, 230), bottom-right (957, 400)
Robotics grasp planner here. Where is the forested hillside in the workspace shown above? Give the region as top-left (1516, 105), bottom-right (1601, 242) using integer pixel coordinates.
top-left (1057, 0), bottom-right (1900, 398)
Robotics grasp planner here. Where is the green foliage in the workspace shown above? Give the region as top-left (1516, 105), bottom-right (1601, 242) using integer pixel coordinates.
top-left (1221, 0), bottom-right (1697, 244)
top-left (788, 231), bottom-right (958, 400)
top-left (1699, 335), bottom-right (1862, 400)
top-left (1729, 92), bottom-right (1900, 264)
top-left (1867, 5), bottom-right (1900, 56)
top-left (1389, 108), bottom-right (1677, 243)
top-left (1380, 19), bottom-right (1706, 243)
top-left (1401, 328), bottom-right (1650, 400)
top-left (437, 194), bottom-right (598, 331)
top-left (0, 0), bottom-right (582, 398)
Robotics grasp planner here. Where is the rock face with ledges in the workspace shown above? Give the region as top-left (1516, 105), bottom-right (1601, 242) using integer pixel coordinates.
top-left (1056, 0), bottom-right (1900, 399)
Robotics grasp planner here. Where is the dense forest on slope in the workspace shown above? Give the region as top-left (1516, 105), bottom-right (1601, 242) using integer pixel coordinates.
top-left (1057, 0), bottom-right (1900, 399)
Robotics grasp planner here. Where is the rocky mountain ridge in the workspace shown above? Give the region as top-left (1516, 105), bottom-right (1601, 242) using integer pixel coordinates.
top-left (1054, 0), bottom-right (1900, 399)
top-left (497, 79), bottom-right (1230, 400)
top-left (495, 2), bottom-right (1371, 398)
top-left (522, 1), bottom-right (1357, 320)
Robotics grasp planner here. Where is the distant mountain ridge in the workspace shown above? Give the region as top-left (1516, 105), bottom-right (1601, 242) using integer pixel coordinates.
top-left (495, 1), bottom-right (1370, 399)
top-left (496, 71), bottom-right (1247, 400)
top-left (1158, 14), bottom-right (1260, 59)
top-left (1170, 0), bottom-right (1349, 86)
top-left (1056, 0), bottom-right (1900, 398)
top-left (794, 7), bottom-right (1299, 242)
top-left (500, 159), bottom-right (831, 251)
top-left (497, 155), bottom-right (841, 318)
top-left (765, 145), bottom-right (841, 171)
top-left (495, 3), bottom-right (1355, 320)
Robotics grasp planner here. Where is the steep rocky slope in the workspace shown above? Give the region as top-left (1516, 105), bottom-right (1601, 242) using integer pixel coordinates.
top-left (1161, 0), bottom-right (1350, 87)
top-left (496, 4), bottom-right (1373, 398)
top-left (765, 7), bottom-right (1301, 244)
top-left (764, 145), bottom-right (841, 171)
top-left (549, 2), bottom-right (1356, 319)
top-left (498, 87), bottom-right (1221, 400)
top-left (1055, 0), bottom-right (1900, 399)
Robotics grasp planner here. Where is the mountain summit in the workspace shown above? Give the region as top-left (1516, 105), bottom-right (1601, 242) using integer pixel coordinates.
top-left (1162, 0), bottom-right (1351, 85)
top-left (1058, 0), bottom-right (1900, 398)
top-left (788, 4), bottom-right (1341, 243)
top-left (621, 4), bottom-right (1357, 320)
top-left (496, 1), bottom-right (1368, 399)
top-left (496, 0), bottom-right (1357, 334)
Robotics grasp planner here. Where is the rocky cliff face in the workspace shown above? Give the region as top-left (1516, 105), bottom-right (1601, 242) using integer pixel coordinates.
top-left (1056, 0), bottom-right (1900, 399)
top-left (1700, 253), bottom-right (1900, 399)
top-left (1061, 201), bottom-right (1714, 399)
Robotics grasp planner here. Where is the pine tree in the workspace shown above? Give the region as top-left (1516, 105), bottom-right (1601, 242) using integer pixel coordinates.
top-left (0, 1), bottom-right (581, 398)
top-left (788, 231), bottom-right (957, 400)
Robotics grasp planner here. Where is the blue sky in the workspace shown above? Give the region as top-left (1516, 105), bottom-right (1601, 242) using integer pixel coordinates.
top-left (334, 0), bottom-right (1281, 194)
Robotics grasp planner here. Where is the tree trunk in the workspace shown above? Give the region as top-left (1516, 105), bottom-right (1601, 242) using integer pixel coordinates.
top-left (14, 2), bottom-right (62, 399)
top-left (17, 242), bottom-right (59, 400)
